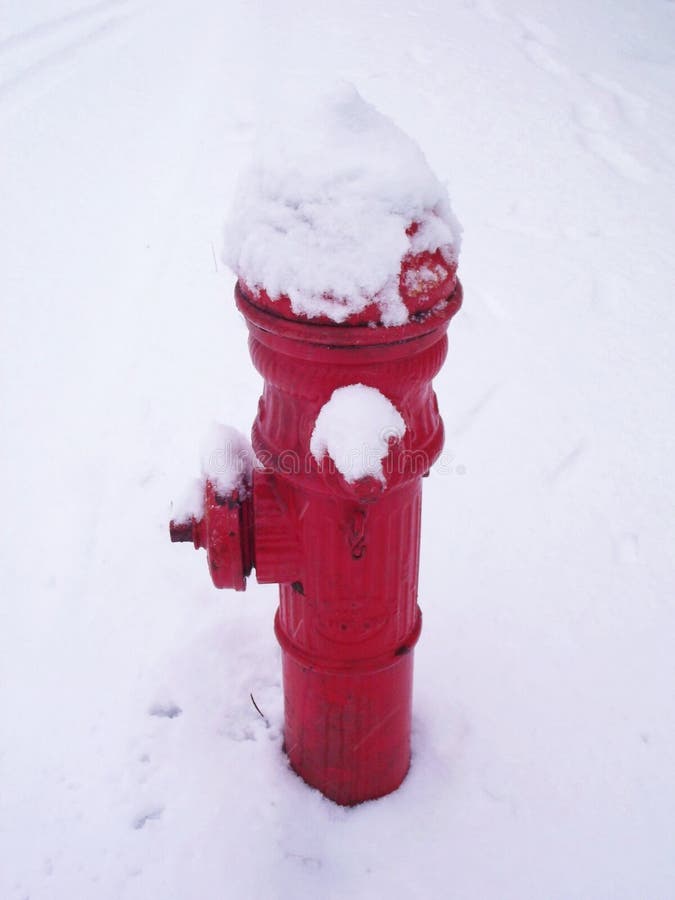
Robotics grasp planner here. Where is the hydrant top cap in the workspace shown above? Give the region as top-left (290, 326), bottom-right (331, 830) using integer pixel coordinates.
top-left (223, 85), bottom-right (462, 327)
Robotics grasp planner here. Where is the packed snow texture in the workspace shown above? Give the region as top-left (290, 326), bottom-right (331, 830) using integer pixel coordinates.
top-left (200, 423), bottom-right (254, 496)
top-left (172, 424), bottom-right (254, 523)
top-left (223, 84), bottom-right (462, 325)
top-left (171, 476), bottom-right (205, 525)
top-left (310, 384), bottom-right (406, 483)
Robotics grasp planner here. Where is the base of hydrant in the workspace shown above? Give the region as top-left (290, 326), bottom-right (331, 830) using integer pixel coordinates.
top-left (280, 649), bottom-right (415, 807)
top-left (284, 753), bottom-right (411, 807)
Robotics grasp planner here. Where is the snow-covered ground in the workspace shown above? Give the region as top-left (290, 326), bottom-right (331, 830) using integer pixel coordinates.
top-left (2, 1), bottom-right (675, 897)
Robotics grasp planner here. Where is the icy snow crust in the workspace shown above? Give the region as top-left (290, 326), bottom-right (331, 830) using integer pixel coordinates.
top-left (224, 86), bottom-right (461, 325)
top-left (310, 385), bottom-right (406, 483)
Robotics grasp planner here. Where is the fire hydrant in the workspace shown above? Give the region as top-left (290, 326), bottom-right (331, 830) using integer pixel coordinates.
top-left (170, 92), bottom-right (462, 805)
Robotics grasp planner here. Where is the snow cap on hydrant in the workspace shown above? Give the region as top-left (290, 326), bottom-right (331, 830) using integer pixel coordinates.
top-left (171, 85), bottom-right (463, 806)
top-left (224, 84), bottom-right (462, 325)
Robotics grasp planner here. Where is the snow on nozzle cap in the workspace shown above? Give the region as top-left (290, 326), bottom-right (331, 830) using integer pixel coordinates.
top-left (224, 85), bottom-right (461, 327)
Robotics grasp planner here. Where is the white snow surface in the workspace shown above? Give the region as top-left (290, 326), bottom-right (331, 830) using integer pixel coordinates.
top-left (200, 422), bottom-right (254, 496)
top-left (171, 424), bottom-right (254, 523)
top-left (171, 476), bottom-right (205, 525)
top-left (224, 84), bottom-right (461, 325)
top-left (2, 2), bottom-right (675, 899)
top-left (310, 385), bottom-right (406, 483)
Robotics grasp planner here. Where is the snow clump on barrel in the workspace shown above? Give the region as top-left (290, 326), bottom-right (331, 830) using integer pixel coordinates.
top-left (310, 384), bottom-right (406, 483)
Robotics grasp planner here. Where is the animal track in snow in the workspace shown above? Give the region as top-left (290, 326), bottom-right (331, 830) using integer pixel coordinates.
top-left (148, 702), bottom-right (182, 719)
top-left (132, 806), bottom-right (164, 830)
top-left (284, 852), bottom-right (323, 872)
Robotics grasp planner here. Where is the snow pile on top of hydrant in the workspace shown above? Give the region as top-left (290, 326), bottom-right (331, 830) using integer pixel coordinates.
top-left (171, 424), bottom-right (255, 523)
top-left (224, 85), bottom-right (461, 325)
top-left (310, 384), bottom-right (406, 483)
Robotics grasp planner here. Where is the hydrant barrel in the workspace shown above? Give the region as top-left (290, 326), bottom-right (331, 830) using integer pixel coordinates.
top-left (237, 281), bottom-right (461, 805)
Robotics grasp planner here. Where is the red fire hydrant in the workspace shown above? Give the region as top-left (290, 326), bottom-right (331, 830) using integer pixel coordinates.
top-left (170, 91), bottom-right (462, 805)
top-left (171, 265), bottom-right (461, 806)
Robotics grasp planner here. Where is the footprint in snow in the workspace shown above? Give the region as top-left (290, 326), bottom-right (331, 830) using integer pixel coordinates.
top-left (132, 806), bottom-right (164, 830)
top-left (148, 701), bottom-right (182, 719)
